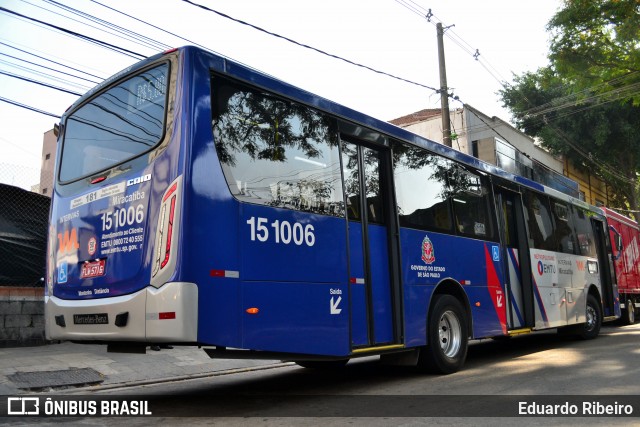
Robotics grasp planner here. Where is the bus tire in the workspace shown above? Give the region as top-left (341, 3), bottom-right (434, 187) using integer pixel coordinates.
top-left (578, 294), bottom-right (602, 340)
top-left (417, 295), bottom-right (468, 374)
top-left (294, 360), bottom-right (348, 370)
top-left (624, 301), bottom-right (635, 325)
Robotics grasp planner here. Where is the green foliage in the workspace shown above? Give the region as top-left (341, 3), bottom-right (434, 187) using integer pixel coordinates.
top-left (499, 0), bottom-right (640, 216)
top-left (548, 0), bottom-right (640, 103)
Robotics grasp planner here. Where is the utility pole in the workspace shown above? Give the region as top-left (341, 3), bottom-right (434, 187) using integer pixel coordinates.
top-left (436, 22), bottom-right (452, 148)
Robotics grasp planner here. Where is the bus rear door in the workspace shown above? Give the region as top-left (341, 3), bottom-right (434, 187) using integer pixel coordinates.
top-left (494, 185), bottom-right (535, 331)
top-left (341, 140), bottom-right (402, 349)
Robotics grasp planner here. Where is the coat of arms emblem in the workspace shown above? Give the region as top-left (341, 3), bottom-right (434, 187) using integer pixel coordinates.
top-left (421, 235), bottom-right (435, 264)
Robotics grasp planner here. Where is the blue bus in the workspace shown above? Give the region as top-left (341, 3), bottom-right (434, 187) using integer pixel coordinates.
top-left (45, 46), bottom-right (620, 374)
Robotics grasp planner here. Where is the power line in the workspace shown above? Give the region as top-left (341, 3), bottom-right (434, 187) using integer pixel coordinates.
top-left (391, 2), bottom-right (638, 187)
top-left (180, 0), bottom-right (441, 93)
top-left (89, 0), bottom-right (208, 51)
top-left (0, 95), bottom-right (61, 118)
top-left (0, 51), bottom-right (100, 85)
top-left (42, 0), bottom-right (170, 52)
top-left (0, 6), bottom-right (146, 59)
top-left (87, 0), bottom-right (298, 83)
top-left (0, 40), bottom-right (106, 80)
top-left (0, 69), bottom-right (82, 96)
top-left (0, 58), bottom-right (92, 92)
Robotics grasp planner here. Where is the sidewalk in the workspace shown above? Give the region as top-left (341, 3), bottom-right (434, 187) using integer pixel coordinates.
top-left (0, 342), bottom-right (284, 395)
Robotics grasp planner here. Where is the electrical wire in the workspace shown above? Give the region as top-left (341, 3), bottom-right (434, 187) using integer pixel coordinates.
top-left (0, 95), bottom-right (61, 118)
top-left (42, 0), bottom-right (170, 52)
top-left (179, 0), bottom-right (440, 93)
top-left (0, 69), bottom-right (82, 96)
top-left (0, 59), bottom-right (92, 92)
top-left (0, 6), bottom-right (146, 59)
top-left (0, 40), bottom-right (106, 80)
top-left (392, 1), bottom-right (638, 189)
top-left (0, 51), bottom-right (100, 85)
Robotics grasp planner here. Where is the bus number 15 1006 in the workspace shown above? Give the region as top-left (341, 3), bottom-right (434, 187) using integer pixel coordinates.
top-left (246, 216), bottom-right (315, 247)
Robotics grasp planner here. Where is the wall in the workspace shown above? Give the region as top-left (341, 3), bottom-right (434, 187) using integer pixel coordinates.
top-left (564, 159), bottom-right (611, 206)
top-left (0, 287), bottom-right (45, 347)
top-left (39, 129), bottom-right (56, 197)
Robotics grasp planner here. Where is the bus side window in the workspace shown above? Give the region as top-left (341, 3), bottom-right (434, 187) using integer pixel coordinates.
top-left (571, 206), bottom-right (596, 257)
top-left (211, 75), bottom-right (344, 217)
top-left (551, 201), bottom-right (576, 254)
top-left (524, 192), bottom-right (555, 251)
top-left (392, 143), bottom-right (453, 233)
top-left (448, 167), bottom-right (495, 240)
top-left (342, 142), bottom-right (361, 221)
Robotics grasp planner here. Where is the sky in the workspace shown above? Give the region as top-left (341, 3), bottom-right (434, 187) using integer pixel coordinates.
top-left (0, 0), bottom-right (561, 190)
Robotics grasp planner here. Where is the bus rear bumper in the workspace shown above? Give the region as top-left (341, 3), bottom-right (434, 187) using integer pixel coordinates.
top-left (45, 282), bottom-right (198, 343)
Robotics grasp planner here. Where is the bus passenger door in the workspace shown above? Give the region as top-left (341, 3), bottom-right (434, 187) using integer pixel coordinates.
top-left (342, 141), bottom-right (399, 347)
top-left (593, 219), bottom-right (617, 318)
top-left (494, 187), bottom-right (535, 330)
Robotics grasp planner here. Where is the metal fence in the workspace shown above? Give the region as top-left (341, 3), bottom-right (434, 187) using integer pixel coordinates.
top-left (0, 163), bottom-right (51, 287)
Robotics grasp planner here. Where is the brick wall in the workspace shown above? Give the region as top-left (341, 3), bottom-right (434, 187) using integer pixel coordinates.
top-left (0, 287), bottom-right (45, 347)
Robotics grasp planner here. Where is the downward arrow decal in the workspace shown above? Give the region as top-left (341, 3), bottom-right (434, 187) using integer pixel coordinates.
top-left (330, 296), bottom-right (342, 314)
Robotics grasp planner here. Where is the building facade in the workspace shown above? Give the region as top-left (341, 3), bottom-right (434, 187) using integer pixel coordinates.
top-left (39, 129), bottom-right (56, 197)
top-left (389, 105), bottom-right (612, 206)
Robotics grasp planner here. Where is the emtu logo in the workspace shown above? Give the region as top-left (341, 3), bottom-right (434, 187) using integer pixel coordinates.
top-left (537, 260), bottom-right (556, 275)
top-left (57, 229), bottom-right (79, 254)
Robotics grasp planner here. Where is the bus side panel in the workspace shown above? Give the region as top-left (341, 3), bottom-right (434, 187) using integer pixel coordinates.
top-left (185, 172), bottom-right (243, 348)
top-left (399, 228), bottom-right (506, 346)
top-left (186, 50), bottom-right (244, 348)
top-left (612, 216), bottom-right (640, 293)
top-left (240, 204), bottom-right (349, 356)
top-left (241, 281), bottom-right (349, 355)
top-left (529, 249), bottom-right (598, 329)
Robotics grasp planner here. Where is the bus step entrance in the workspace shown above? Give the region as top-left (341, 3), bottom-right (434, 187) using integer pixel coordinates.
top-left (507, 328), bottom-right (532, 336)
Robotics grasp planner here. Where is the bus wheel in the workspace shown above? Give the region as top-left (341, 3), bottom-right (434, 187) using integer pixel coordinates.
top-left (417, 295), bottom-right (468, 374)
top-left (624, 301), bottom-right (636, 325)
top-left (294, 360), bottom-right (348, 370)
top-left (579, 294), bottom-right (602, 340)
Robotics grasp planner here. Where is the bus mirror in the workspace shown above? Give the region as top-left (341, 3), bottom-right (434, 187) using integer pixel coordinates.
top-left (53, 123), bottom-right (60, 138)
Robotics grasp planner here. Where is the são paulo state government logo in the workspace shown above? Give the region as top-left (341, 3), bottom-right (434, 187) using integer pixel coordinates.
top-left (421, 235), bottom-right (436, 264)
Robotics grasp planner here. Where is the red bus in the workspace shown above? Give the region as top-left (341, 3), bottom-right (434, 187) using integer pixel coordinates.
top-left (604, 208), bottom-right (640, 324)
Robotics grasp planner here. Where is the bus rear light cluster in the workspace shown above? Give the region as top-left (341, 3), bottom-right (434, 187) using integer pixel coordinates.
top-left (152, 176), bottom-right (182, 279)
top-left (160, 196), bottom-right (176, 269)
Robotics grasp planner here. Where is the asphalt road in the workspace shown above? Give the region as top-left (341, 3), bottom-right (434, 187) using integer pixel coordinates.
top-left (5, 323), bottom-right (640, 425)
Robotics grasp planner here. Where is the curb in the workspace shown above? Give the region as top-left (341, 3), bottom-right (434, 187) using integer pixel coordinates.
top-left (60, 362), bottom-right (295, 394)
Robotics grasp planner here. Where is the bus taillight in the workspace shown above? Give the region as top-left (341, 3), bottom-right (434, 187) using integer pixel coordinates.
top-left (152, 176), bottom-right (183, 282)
top-left (161, 195), bottom-right (177, 269)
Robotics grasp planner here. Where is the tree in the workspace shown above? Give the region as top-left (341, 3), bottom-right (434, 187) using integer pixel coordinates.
top-left (548, 0), bottom-right (640, 105)
top-left (500, 0), bottom-right (640, 220)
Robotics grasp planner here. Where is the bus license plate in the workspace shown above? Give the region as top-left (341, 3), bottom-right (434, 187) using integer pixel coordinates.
top-left (80, 259), bottom-right (106, 279)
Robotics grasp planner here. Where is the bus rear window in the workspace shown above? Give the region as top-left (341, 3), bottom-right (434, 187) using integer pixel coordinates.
top-left (59, 64), bottom-right (168, 182)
